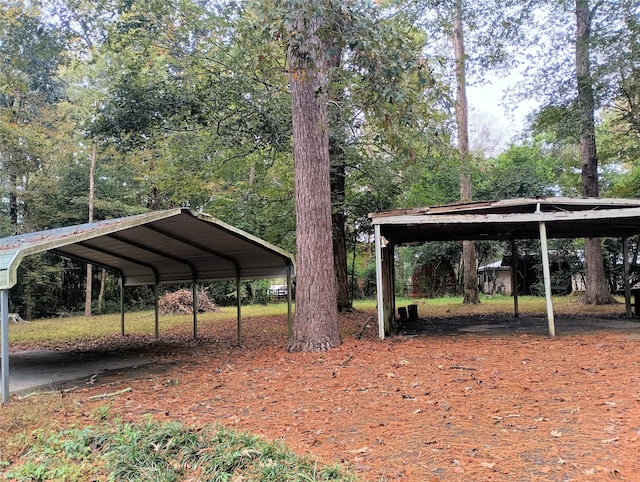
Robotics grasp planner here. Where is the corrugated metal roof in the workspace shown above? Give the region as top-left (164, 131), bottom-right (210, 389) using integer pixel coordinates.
top-left (369, 197), bottom-right (640, 244)
top-left (0, 208), bottom-right (295, 289)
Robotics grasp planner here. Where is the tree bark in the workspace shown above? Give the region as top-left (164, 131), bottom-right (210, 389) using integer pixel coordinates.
top-left (331, 151), bottom-right (352, 312)
top-left (286, 1), bottom-right (341, 352)
top-left (575, 0), bottom-right (616, 304)
top-left (327, 47), bottom-right (352, 312)
top-left (98, 268), bottom-right (107, 313)
top-left (85, 140), bottom-right (97, 317)
top-left (9, 156), bottom-right (18, 226)
top-left (452, 0), bottom-right (479, 304)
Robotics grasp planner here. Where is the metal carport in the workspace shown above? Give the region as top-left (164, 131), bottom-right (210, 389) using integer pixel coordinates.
top-left (370, 197), bottom-right (640, 340)
top-left (0, 208), bottom-right (295, 403)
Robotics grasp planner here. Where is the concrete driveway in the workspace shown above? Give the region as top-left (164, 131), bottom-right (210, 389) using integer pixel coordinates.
top-left (8, 349), bottom-right (154, 394)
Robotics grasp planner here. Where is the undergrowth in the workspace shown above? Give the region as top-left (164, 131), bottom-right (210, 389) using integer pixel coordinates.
top-left (2, 415), bottom-right (358, 481)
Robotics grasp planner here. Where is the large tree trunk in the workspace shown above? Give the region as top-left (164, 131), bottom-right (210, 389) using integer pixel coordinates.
top-left (452, 0), bottom-right (479, 304)
top-left (286, 1), bottom-right (341, 352)
top-left (575, 0), bottom-right (616, 304)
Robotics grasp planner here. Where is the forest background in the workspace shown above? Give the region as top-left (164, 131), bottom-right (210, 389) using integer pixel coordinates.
top-left (1, 0), bottom-right (639, 321)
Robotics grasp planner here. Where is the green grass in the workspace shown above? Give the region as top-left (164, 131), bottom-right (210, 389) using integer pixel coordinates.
top-left (7, 303), bottom-right (294, 345)
top-left (7, 295), bottom-right (629, 346)
top-left (2, 415), bottom-right (358, 481)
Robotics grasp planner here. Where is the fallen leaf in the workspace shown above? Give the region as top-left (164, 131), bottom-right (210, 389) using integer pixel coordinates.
top-left (354, 462), bottom-right (371, 472)
top-left (601, 437), bottom-right (618, 444)
top-left (351, 446), bottom-right (369, 454)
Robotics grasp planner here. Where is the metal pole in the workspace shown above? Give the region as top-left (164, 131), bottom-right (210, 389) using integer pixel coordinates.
top-left (1, 289), bottom-right (9, 403)
top-left (374, 224), bottom-right (385, 339)
top-left (236, 271), bottom-right (242, 345)
top-left (192, 281), bottom-right (198, 339)
top-left (154, 282), bottom-right (159, 339)
top-left (623, 237), bottom-right (632, 318)
top-left (120, 278), bottom-right (125, 336)
top-left (539, 221), bottom-right (556, 337)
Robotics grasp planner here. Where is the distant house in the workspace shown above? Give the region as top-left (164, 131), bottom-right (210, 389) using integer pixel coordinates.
top-left (478, 255), bottom-right (584, 296)
top-left (478, 260), bottom-right (512, 295)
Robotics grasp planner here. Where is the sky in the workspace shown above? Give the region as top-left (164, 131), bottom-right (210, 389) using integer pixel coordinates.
top-left (467, 72), bottom-right (538, 154)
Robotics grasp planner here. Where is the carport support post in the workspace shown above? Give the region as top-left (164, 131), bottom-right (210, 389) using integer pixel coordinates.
top-left (375, 225), bottom-right (385, 339)
top-left (374, 225), bottom-right (395, 339)
top-left (120, 278), bottom-right (125, 336)
top-left (623, 237), bottom-right (632, 318)
top-left (510, 239), bottom-right (519, 318)
top-left (192, 282), bottom-right (198, 339)
top-left (1, 289), bottom-right (9, 403)
top-left (154, 282), bottom-right (160, 339)
top-left (538, 221), bottom-right (556, 337)
top-left (236, 272), bottom-right (242, 345)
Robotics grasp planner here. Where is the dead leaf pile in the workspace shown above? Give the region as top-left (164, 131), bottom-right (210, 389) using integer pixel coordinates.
top-left (158, 289), bottom-right (219, 315)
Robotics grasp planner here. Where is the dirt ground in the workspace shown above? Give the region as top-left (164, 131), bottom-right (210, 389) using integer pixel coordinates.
top-left (12, 310), bottom-right (640, 481)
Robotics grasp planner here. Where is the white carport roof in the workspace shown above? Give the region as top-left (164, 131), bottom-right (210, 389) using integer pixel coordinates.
top-left (1, 208), bottom-right (295, 403)
top-left (0, 208), bottom-right (295, 290)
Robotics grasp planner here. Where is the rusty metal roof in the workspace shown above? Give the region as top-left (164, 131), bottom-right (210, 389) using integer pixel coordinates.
top-left (0, 208), bottom-right (294, 289)
top-left (369, 197), bottom-right (640, 244)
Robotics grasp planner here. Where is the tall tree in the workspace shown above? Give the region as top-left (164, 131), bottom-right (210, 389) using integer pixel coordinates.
top-left (0, 0), bottom-right (66, 231)
top-left (408, 0), bottom-right (534, 302)
top-left (575, 0), bottom-right (616, 304)
top-left (84, 141), bottom-right (97, 316)
top-left (451, 0), bottom-right (479, 304)
top-left (285, 0), bottom-right (341, 352)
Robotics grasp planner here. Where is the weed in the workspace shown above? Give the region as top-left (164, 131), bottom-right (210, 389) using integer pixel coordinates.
top-left (2, 418), bottom-right (358, 481)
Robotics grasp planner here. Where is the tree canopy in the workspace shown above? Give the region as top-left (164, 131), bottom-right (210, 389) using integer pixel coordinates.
top-left (1, 0), bottom-right (639, 338)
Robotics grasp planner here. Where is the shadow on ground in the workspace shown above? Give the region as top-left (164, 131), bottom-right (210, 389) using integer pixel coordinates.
top-left (397, 313), bottom-right (640, 336)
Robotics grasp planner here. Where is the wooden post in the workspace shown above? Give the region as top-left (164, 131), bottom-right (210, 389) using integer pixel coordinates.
top-left (385, 240), bottom-right (396, 334)
top-left (623, 237), bottom-right (632, 318)
top-left (539, 221), bottom-right (556, 337)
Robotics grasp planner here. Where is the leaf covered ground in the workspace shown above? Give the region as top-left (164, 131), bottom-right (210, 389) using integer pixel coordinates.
top-left (3, 307), bottom-right (640, 481)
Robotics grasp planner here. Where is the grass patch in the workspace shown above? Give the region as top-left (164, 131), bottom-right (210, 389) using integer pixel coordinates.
top-left (7, 303), bottom-right (294, 346)
top-left (8, 295), bottom-right (628, 346)
top-left (2, 415), bottom-right (358, 482)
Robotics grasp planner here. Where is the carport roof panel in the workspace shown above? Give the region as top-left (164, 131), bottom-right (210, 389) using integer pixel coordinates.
top-left (0, 208), bottom-right (295, 289)
top-left (369, 197), bottom-right (640, 243)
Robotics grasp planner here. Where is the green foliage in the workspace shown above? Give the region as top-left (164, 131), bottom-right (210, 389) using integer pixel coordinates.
top-left (0, 0), bottom-right (69, 228)
top-left (3, 418), bottom-right (358, 482)
top-left (474, 142), bottom-right (566, 199)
